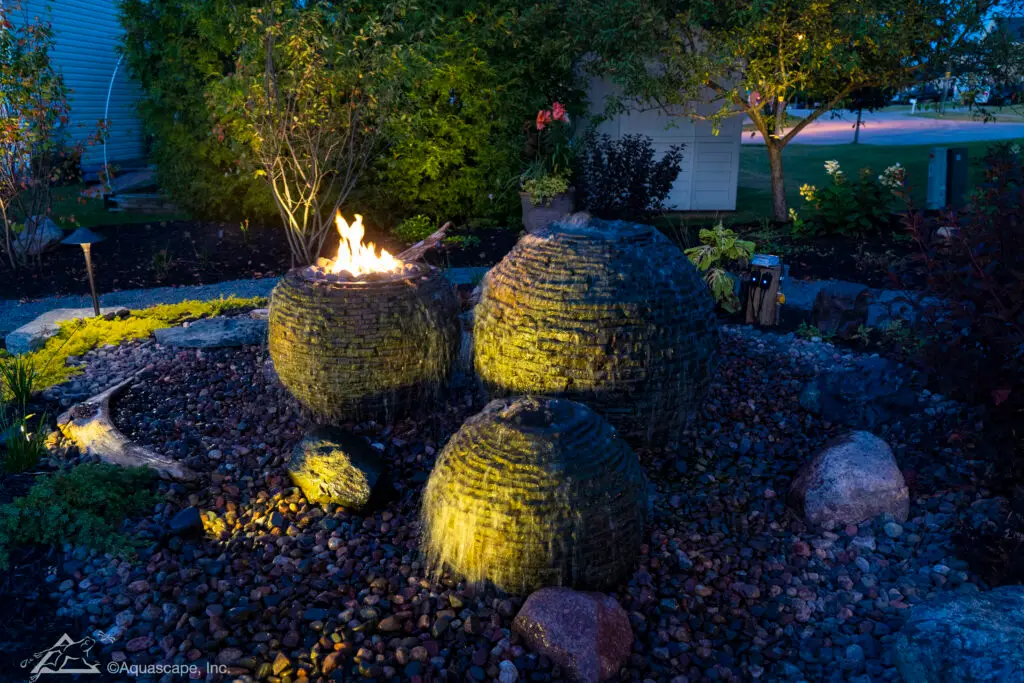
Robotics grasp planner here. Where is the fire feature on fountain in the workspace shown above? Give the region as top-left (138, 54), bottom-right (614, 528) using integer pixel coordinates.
top-left (297, 212), bottom-right (415, 282)
top-left (269, 212), bottom-right (460, 422)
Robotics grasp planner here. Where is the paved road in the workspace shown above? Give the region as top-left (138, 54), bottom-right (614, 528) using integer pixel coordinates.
top-left (742, 107), bottom-right (1024, 145)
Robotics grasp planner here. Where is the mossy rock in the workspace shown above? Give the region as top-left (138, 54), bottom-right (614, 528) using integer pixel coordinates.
top-left (288, 426), bottom-right (386, 509)
top-left (421, 396), bottom-right (648, 594)
top-left (473, 219), bottom-right (719, 444)
top-left (269, 264), bottom-right (460, 422)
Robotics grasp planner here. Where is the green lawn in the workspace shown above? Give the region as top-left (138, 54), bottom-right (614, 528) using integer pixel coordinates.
top-left (14, 183), bottom-right (187, 232)
top-left (733, 139), bottom-right (1019, 223)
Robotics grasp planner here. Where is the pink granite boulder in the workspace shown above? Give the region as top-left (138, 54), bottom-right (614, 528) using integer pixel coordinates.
top-left (513, 587), bottom-right (633, 682)
top-left (790, 430), bottom-right (909, 527)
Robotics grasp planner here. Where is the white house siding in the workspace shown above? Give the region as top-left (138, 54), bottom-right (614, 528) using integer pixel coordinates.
top-left (588, 81), bottom-right (742, 211)
top-left (8, 0), bottom-right (145, 169)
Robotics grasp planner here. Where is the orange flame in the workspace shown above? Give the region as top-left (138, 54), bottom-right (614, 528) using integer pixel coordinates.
top-left (329, 212), bottom-right (399, 276)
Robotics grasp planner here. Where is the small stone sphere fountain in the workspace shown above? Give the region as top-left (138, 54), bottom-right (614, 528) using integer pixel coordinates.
top-left (269, 214), bottom-right (460, 422)
top-left (473, 218), bottom-right (719, 444)
top-left (421, 396), bottom-right (648, 594)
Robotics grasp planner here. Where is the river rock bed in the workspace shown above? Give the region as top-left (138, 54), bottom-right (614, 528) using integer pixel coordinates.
top-left (41, 326), bottom-right (1007, 682)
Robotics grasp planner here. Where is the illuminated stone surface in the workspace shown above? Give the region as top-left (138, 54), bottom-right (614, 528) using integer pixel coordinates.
top-left (421, 396), bottom-right (647, 594)
top-left (269, 264), bottom-right (460, 421)
top-left (513, 587), bottom-right (633, 682)
top-left (288, 426), bottom-right (386, 509)
top-left (473, 219), bottom-right (718, 444)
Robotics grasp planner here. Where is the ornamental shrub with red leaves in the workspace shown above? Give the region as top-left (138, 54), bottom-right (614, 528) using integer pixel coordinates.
top-left (901, 142), bottom-right (1024, 584)
top-left (902, 142), bottom-right (1023, 474)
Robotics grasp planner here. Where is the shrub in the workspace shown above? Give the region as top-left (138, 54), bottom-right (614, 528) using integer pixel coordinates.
top-left (902, 142), bottom-right (1023, 425)
top-left (0, 4), bottom-right (92, 270)
top-left (685, 222), bottom-right (756, 313)
top-left (119, 0), bottom-right (276, 222)
top-left (0, 464), bottom-right (158, 569)
top-left (209, 1), bottom-right (412, 265)
top-left (393, 215), bottom-right (436, 244)
top-left (574, 134), bottom-right (684, 219)
top-left (798, 161), bottom-right (905, 236)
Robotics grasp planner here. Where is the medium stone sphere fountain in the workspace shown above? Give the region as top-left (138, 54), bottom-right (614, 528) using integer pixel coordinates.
top-left (269, 213), bottom-right (460, 422)
top-left (473, 218), bottom-right (719, 444)
top-left (421, 396), bottom-right (648, 594)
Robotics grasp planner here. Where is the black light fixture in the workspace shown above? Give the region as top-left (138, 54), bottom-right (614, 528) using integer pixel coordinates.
top-left (61, 227), bottom-right (106, 316)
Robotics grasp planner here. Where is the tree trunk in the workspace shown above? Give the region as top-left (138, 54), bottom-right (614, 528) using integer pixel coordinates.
top-left (767, 143), bottom-right (787, 222)
top-left (853, 108), bottom-right (863, 144)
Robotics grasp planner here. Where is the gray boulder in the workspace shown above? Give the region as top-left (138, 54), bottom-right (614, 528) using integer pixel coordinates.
top-left (895, 586), bottom-right (1024, 682)
top-left (12, 216), bottom-right (63, 257)
top-left (800, 356), bottom-right (919, 429)
top-left (153, 316), bottom-right (267, 348)
top-left (288, 426), bottom-right (386, 509)
top-left (790, 431), bottom-right (909, 527)
top-left (811, 287), bottom-right (872, 340)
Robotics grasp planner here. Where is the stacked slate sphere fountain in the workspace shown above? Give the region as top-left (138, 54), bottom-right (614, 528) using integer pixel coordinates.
top-left (269, 214), bottom-right (460, 422)
top-left (420, 217), bottom-right (719, 594)
top-left (473, 218), bottom-right (719, 444)
top-left (422, 396), bottom-right (648, 593)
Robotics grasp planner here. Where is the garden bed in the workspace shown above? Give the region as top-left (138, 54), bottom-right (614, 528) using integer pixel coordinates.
top-left (5, 326), bottom-right (1013, 681)
top-left (1, 220), bottom-right (520, 301)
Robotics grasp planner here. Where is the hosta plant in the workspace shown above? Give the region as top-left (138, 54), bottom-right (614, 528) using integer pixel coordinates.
top-left (685, 222), bottom-right (755, 312)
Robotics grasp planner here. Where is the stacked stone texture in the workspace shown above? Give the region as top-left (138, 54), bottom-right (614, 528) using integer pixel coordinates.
top-left (269, 264), bottom-right (460, 422)
top-left (421, 396), bottom-right (648, 594)
top-left (473, 219), bottom-right (719, 443)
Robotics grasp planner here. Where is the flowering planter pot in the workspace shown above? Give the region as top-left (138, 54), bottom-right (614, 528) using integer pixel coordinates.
top-left (520, 190), bottom-right (575, 234)
top-left (269, 264), bottom-right (460, 422)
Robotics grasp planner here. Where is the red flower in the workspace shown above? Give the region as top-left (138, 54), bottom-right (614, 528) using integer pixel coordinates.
top-left (551, 101), bottom-right (568, 123)
top-left (536, 109), bottom-right (553, 131)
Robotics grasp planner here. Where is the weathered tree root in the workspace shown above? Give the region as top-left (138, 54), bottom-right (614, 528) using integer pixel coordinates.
top-left (57, 374), bottom-right (197, 481)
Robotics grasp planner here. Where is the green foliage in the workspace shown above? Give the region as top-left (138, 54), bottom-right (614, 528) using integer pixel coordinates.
top-left (371, 2), bottom-right (583, 222)
top-left (795, 322), bottom-right (832, 341)
top-left (0, 410), bottom-right (47, 474)
top-left (521, 175), bottom-right (570, 206)
top-left (578, 0), bottom-right (996, 219)
top-left (16, 296), bottom-right (265, 392)
top-left (119, 0), bottom-right (276, 221)
top-left (0, 4), bottom-right (90, 269)
top-left (685, 223), bottom-right (755, 313)
top-left (798, 161), bottom-right (904, 236)
top-left (0, 354), bottom-right (38, 412)
top-left (445, 234), bottom-right (481, 248)
top-left (393, 214), bottom-right (436, 243)
top-left (0, 464), bottom-right (158, 569)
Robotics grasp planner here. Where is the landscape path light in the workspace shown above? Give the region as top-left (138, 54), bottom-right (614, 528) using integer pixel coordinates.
top-left (61, 226), bottom-right (106, 316)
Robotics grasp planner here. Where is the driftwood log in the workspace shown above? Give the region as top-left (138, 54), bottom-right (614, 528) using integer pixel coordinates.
top-left (57, 374), bottom-right (196, 481)
top-left (396, 222), bottom-right (452, 262)
top-left (473, 218), bottom-right (719, 444)
top-left (421, 396), bottom-right (648, 594)
top-left (268, 263), bottom-right (460, 422)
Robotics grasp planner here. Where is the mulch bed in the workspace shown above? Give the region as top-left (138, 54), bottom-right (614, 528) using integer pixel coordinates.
top-left (6, 328), bottom-right (1009, 681)
top-left (0, 219), bottom-right (522, 301)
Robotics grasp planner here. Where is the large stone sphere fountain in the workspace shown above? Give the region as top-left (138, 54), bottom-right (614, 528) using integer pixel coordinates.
top-left (473, 218), bottom-right (719, 444)
top-left (421, 396), bottom-right (648, 593)
top-left (269, 214), bottom-right (460, 422)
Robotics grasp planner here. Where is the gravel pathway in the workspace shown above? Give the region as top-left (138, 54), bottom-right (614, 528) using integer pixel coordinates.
top-left (0, 277), bottom-right (280, 338)
top-left (34, 326), bottom-right (1008, 682)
